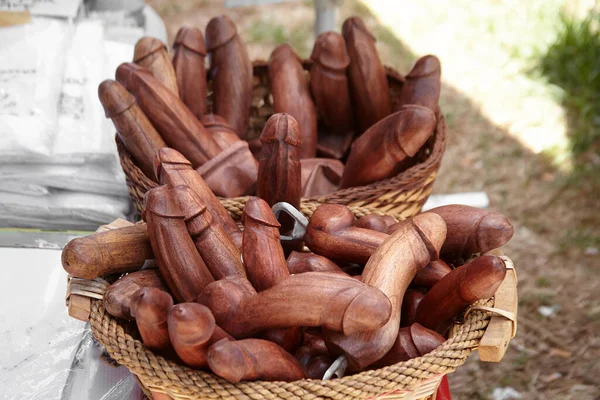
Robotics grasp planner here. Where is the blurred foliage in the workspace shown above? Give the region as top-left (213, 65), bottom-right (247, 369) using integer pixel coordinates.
top-left (246, 18), bottom-right (311, 57)
top-left (538, 11), bottom-right (600, 160)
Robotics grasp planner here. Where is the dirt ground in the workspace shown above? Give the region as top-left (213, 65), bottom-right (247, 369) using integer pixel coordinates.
top-left (146, 1), bottom-right (600, 399)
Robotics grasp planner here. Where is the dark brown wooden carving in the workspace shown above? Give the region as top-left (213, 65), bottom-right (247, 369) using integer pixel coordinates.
top-left (415, 255), bottom-right (507, 334)
top-left (207, 338), bottom-right (307, 383)
top-left (324, 212), bottom-right (446, 370)
top-left (154, 148), bottom-right (242, 248)
top-left (413, 259), bottom-right (452, 288)
top-left (304, 204), bottom-right (388, 264)
top-left (300, 158), bottom-right (344, 197)
top-left (116, 62), bottom-right (221, 167)
top-left (286, 251), bottom-right (346, 275)
top-left (257, 328), bottom-right (303, 354)
top-left (269, 45), bottom-right (317, 158)
top-left (426, 205), bottom-right (514, 255)
top-left (340, 105), bottom-right (436, 188)
top-left (197, 272), bottom-right (392, 339)
top-left (130, 287), bottom-right (174, 354)
top-left (133, 37), bottom-right (179, 96)
top-left (310, 31), bottom-right (355, 158)
top-left (142, 185), bottom-right (214, 302)
top-left (369, 323), bottom-right (445, 368)
top-left (62, 223), bottom-right (153, 279)
top-left (342, 16), bottom-right (391, 132)
top-left (396, 55), bottom-right (441, 112)
top-left (104, 270), bottom-right (166, 320)
top-left (206, 15), bottom-right (253, 138)
top-left (307, 355), bottom-right (333, 379)
top-left (172, 27), bottom-right (207, 119)
top-left (171, 185), bottom-right (245, 279)
top-left (355, 214), bottom-right (397, 233)
top-left (201, 114), bottom-right (240, 150)
top-left (168, 302), bottom-right (233, 369)
top-left (400, 289), bottom-right (425, 327)
top-left (98, 80), bottom-right (166, 180)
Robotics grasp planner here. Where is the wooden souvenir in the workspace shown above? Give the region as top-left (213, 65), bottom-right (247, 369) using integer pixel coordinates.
top-left (257, 328), bottom-right (303, 354)
top-left (133, 37), bottom-right (179, 96)
top-left (300, 158), bottom-right (344, 197)
top-left (355, 214), bottom-right (397, 233)
top-left (340, 105), bottom-right (436, 188)
top-left (142, 185), bottom-right (214, 302)
top-left (104, 270), bottom-right (166, 320)
top-left (400, 289), bottom-right (425, 327)
top-left (396, 55), bottom-right (441, 112)
top-left (307, 356), bottom-right (333, 379)
top-left (200, 114), bottom-right (239, 150)
top-left (286, 251), bottom-right (346, 275)
top-left (413, 259), bottom-right (452, 288)
top-left (129, 287), bottom-right (174, 354)
top-left (172, 27), bottom-right (207, 119)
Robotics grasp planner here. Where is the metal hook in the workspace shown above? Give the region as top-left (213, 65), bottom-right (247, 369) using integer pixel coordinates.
top-left (322, 355), bottom-right (348, 380)
top-left (271, 202), bottom-right (309, 241)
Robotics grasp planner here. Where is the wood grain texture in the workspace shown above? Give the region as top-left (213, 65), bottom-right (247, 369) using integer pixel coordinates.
top-left (286, 251), bottom-right (347, 275)
top-left (304, 204), bottom-right (388, 264)
top-left (172, 27), bottom-right (207, 119)
top-left (130, 287), bottom-right (174, 354)
top-left (171, 185), bottom-right (245, 280)
top-left (168, 302), bottom-right (233, 369)
top-left (400, 289), bottom-right (425, 327)
top-left (207, 338), bottom-right (307, 383)
top-left (134, 37), bottom-right (179, 96)
top-left (116, 62), bottom-right (221, 167)
top-left (340, 105), bottom-right (436, 188)
top-left (206, 15), bottom-right (253, 138)
top-left (310, 31), bottom-right (355, 159)
top-left (98, 80), bottom-right (166, 181)
top-left (413, 259), bottom-right (452, 288)
top-left (62, 223), bottom-right (153, 279)
top-left (104, 270), bottom-right (166, 320)
top-left (426, 205), bottom-right (514, 255)
top-left (324, 212), bottom-right (446, 370)
top-left (355, 214), bottom-right (397, 233)
top-left (197, 272), bottom-right (392, 338)
top-left (396, 55), bottom-right (441, 113)
top-left (154, 148), bottom-right (242, 249)
top-left (342, 16), bottom-right (391, 132)
top-left (142, 185), bottom-right (214, 302)
top-left (201, 114), bottom-right (240, 150)
top-left (269, 45), bottom-right (317, 158)
top-left (415, 255), bottom-right (507, 334)
top-left (241, 197), bottom-right (289, 291)
top-left (257, 114), bottom-right (302, 209)
top-left (300, 158), bottom-right (344, 197)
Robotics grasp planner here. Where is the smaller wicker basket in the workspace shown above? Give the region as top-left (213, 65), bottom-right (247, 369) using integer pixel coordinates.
top-left (117, 62), bottom-right (447, 219)
top-left (66, 213), bottom-right (517, 400)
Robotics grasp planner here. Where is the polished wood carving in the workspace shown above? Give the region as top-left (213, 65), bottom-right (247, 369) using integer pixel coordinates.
top-left (130, 287), bottom-right (174, 354)
top-left (133, 37), bottom-right (179, 96)
top-left (396, 55), bottom-right (441, 112)
top-left (355, 214), bottom-right (397, 233)
top-left (413, 259), bottom-right (452, 288)
top-left (172, 27), bottom-right (207, 119)
top-left (286, 251), bottom-right (346, 275)
top-left (104, 269), bottom-right (166, 320)
top-left (201, 114), bottom-right (240, 150)
top-left (300, 158), bottom-right (344, 197)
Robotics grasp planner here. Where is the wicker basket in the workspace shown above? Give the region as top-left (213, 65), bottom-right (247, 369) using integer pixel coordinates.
top-left (117, 61), bottom-right (446, 218)
top-left (66, 210), bottom-right (517, 400)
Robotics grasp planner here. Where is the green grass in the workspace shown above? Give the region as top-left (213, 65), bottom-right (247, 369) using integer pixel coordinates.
top-left (538, 11), bottom-right (600, 158)
top-left (246, 18), bottom-right (311, 57)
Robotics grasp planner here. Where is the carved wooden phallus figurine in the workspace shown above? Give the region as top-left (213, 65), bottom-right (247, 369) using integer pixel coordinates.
top-left (370, 323), bottom-right (445, 369)
top-left (154, 148), bottom-right (242, 248)
top-left (342, 16), bottom-right (391, 132)
top-left (172, 27), bottom-right (207, 119)
top-left (304, 204), bottom-right (388, 264)
top-left (241, 197), bottom-right (289, 291)
top-left (130, 287), bottom-right (174, 354)
top-left (116, 62), bottom-right (221, 166)
top-left (269, 45), bottom-right (317, 158)
top-left (307, 355), bottom-right (334, 379)
top-left (300, 158), bottom-right (344, 197)
top-left (98, 80), bottom-right (166, 180)
top-left (62, 223), bottom-right (153, 279)
top-left (133, 37), bottom-right (179, 96)
top-left (201, 114), bottom-right (240, 150)
top-left (355, 214), bottom-right (397, 233)
top-left (104, 270), bottom-right (166, 320)
top-left (168, 302), bottom-right (233, 369)
top-left (142, 185), bottom-right (214, 302)
top-left (413, 259), bottom-right (452, 288)
top-left (426, 205), bottom-right (514, 255)
top-left (286, 251), bottom-right (346, 275)
top-left (310, 31), bottom-right (355, 159)
top-left (396, 55), bottom-right (441, 113)
top-left (197, 273), bottom-right (392, 338)
top-left (415, 255), bottom-right (507, 334)
top-left (340, 105), bottom-right (436, 189)
top-left (400, 289), bottom-right (425, 327)
top-left (325, 212), bottom-right (446, 370)
top-left (257, 114), bottom-right (302, 211)
top-left (207, 338), bottom-right (307, 383)
top-left (206, 15), bottom-right (253, 137)
top-left (171, 185), bottom-right (245, 280)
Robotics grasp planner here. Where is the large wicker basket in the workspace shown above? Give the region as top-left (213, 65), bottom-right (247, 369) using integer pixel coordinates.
top-left (66, 209), bottom-right (517, 400)
top-left (117, 61), bottom-right (447, 218)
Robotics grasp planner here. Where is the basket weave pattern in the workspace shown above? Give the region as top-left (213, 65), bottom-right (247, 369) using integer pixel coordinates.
top-left (117, 62), bottom-right (446, 218)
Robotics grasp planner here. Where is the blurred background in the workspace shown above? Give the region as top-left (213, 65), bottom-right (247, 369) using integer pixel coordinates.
top-left (0, 0), bottom-right (598, 399)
